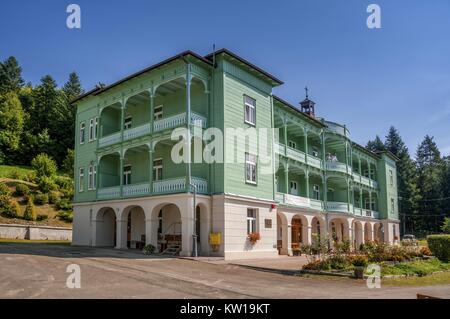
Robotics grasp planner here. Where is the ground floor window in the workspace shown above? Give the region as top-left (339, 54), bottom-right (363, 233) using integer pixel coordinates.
top-left (247, 208), bottom-right (257, 234)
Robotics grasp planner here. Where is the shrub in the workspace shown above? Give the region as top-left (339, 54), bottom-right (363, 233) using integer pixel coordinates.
top-left (302, 259), bottom-right (331, 271)
top-left (38, 176), bottom-right (57, 193)
top-left (0, 197), bottom-right (20, 218)
top-left (441, 217), bottom-right (450, 234)
top-left (14, 183), bottom-right (30, 196)
top-left (56, 198), bottom-right (72, 211)
top-left (23, 171), bottom-right (36, 183)
top-left (351, 255), bottom-right (369, 267)
top-left (8, 169), bottom-right (22, 180)
top-left (23, 197), bottom-right (37, 221)
top-left (57, 210), bottom-right (73, 223)
top-left (37, 214), bottom-right (48, 221)
top-left (0, 183), bottom-right (11, 196)
top-left (0, 194), bottom-right (12, 214)
top-left (427, 235), bottom-right (450, 262)
top-left (55, 176), bottom-right (74, 198)
top-left (33, 192), bottom-right (49, 205)
top-left (247, 232), bottom-right (261, 245)
top-left (31, 153), bottom-right (57, 179)
top-left (48, 191), bottom-right (60, 204)
top-left (333, 240), bottom-right (351, 254)
top-left (328, 254), bottom-right (352, 270)
top-left (143, 244), bottom-right (156, 255)
top-left (420, 246), bottom-right (432, 256)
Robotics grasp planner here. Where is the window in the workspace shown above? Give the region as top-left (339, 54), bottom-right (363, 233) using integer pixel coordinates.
top-left (88, 164), bottom-right (97, 190)
top-left (288, 140), bottom-right (297, 149)
top-left (245, 153), bottom-right (257, 184)
top-left (365, 197), bottom-right (375, 210)
top-left (154, 105), bottom-right (163, 120)
top-left (89, 119), bottom-right (94, 141)
top-left (80, 122), bottom-right (85, 144)
top-left (313, 185), bottom-right (320, 200)
top-left (290, 181), bottom-right (298, 195)
top-left (94, 117), bottom-right (99, 140)
top-left (124, 116), bottom-right (132, 130)
top-left (247, 209), bottom-right (257, 234)
top-left (79, 167), bottom-right (84, 192)
top-left (153, 158), bottom-right (163, 181)
top-left (244, 95), bottom-right (256, 125)
top-left (389, 170), bottom-right (394, 186)
top-left (312, 148), bottom-right (319, 157)
top-left (123, 165), bottom-right (132, 185)
top-left (391, 198), bottom-right (395, 213)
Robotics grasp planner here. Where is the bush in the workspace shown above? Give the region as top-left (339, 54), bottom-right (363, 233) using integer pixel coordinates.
top-left (14, 183), bottom-right (30, 196)
top-left (56, 198), bottom-right (72, 211)
top-left (441, 217), bottom-right (450, 234)
top-left (0, 197), bottom-right (20, 218)
top-left (328, 254), bottom-right (351, 270)
top-left (57, 210), bottom-right (73, 223)
top-left (48, 191), bottom-right (60, 204)
top-left (31, 153), bottom-right (57, 179)
top-left (427, 235), bottom-right (450, 262)
top-left (38, 176), bottom-right (57, 193)
top-left (33, 192), bottom-right (49, 205)
top-left (23, 197), bottom-right (37, 221)
top-left (23, 171), bottom-right (36, 183)
top-left (8, 169), bottom-right (22, 180)
top-left (143, 244), bottom-right (156, 255)
top-left (0, 183), bottom-right (11, 196)
top-left (302, 259), bottom-right (331, 271)
top-left (55, 176), bottom-right (74, 198)
top-left (351, 255), bottom-right (369, 267)
top-left (37, 214), bottom-right (48, 221)
top-left (420, 246), bottom-right (432, 256)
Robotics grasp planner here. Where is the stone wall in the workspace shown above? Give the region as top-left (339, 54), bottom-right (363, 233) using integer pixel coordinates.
top-left (0, 224), bottom-right (72, 241)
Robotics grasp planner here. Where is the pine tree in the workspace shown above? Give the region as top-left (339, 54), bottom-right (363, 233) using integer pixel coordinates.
top-left (415, 135), bottom-right (445, 235)
top-left (0, 92), bottom-right (25, 163)
top-left (384, 126), bottom-right (420, 235)
top-left (0, 56), bottom-right (24, 94)
top-left (62, 72), bottom-right (83, 101)
top-left (23, 197), bottom-right (37, 221)
top-left (442, 156), bottom-right (450, 220)
top-left (366, 135), bottom-right (385, 152)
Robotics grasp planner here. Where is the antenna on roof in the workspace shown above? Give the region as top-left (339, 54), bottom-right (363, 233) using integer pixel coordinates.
top-left (305, 86), bottom-right (309, 99)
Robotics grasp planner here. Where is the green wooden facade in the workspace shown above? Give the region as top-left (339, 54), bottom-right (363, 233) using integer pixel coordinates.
top-left (72, 49), bottom-right (399, 221)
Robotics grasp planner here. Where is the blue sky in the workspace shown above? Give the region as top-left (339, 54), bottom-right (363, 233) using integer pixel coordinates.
top-left (1, 0), bottom-right (450, 156)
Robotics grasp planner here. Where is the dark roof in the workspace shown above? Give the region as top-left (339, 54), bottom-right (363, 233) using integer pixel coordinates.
top-left (273, 95), bottom-right (325, 127)
top-left (205, 48), bottom-right (284, 85)
top-left (71, 50), bottom-right (213, 104)
top-left (374, 150), bottom-right (400, 162)
top-left (351, 142), bottom-right (380, 159)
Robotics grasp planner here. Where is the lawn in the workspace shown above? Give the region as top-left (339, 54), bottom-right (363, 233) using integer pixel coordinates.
top-left (381, 259), bottom-right (450, 277)
top-left (0, 165), bottom-right (34, 180)
top-left (0, 238), bottom-right (71, 245)
top-left (382, 271), bottom-right (450, 286)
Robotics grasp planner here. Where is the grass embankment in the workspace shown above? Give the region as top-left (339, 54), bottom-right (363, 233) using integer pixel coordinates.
top-left (0, 238), bottom-right (71, 245)
top-left (0, 165), bottom-right (34, 180)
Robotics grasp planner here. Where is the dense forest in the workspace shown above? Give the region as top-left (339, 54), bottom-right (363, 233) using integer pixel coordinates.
top-left (0, 56), bottom-right (449, 236)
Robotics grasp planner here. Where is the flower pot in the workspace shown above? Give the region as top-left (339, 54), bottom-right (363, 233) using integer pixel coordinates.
top-left (354, 266), bottom-right (365, 279)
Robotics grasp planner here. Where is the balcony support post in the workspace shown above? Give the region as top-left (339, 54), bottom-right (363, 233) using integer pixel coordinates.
top-left (148, 145), bottom-right (153, 194)
top-left (369, 190), bottom-right (373, 215)
top-left (347, 178), bottom-right (351, 212)
top-left (359, 188), bottom-right (363, 211)
top-left (304, 129), bottom-right (308, 165)
top-left (284, 163), bottom-right (289, 194)
top-left (119, 151), bottom-right (124, 197)
top-left (185, 63), bottom-right (192, 193)
top-left (95, 156), bottom-right (100, 199)
top-left (149, 90), bottom-right (154, 133)
top-left (305, 170), bottom-right (310, 199)
top-left (283, 123), bottom-right (288, 156)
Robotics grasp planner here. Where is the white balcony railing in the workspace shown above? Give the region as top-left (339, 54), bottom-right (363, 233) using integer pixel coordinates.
top-left (284, 194), bottom-right (310, 207)
top-left (153, 112), bottom-right (207, 132)
top-left (354, 207), bottom-right (363, 216)
top-left (123, 183), bottom-right (151, 197)
top-left (286, 146), bottom-right (306, 163)
top-left (99, 132), bottom-right (121, 148)
top-left (310, 199), bottom-right (324, 210)
top-left (325, 161), bottom-right (350, 174)
top-left (191, 177), bottom-right (208, 193)
top-left (275, 192), bottom-right (284, 202)
top-left (352, 172), bottom-right (379, 189)
top-left (97, 186), bottom-right (121, 200)
top-left (326, 201), bottom-right (352, 213)
top-left (275, 143), bottom-right (286, 155)
top-left (123, 123), bottom-right (151, 141)
top-left (307, 155), bottom-right (322, 169)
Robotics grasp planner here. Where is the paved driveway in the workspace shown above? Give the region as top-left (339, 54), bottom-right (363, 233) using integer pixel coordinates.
top-left (0, 243), bottom-right (449, 299)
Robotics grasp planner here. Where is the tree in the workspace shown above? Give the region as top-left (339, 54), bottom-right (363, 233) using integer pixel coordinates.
top-left (62, 149), bottom-right (75, 175)
top-left (442, 156), bottom-right (450, 221)
top-left (23, 197), bottom-right (36, 221)
top-left (366, 135), bottom-right (385, 152)
top-left (0, 92), bottom-right (25, 163)
top-left (62, 72), bottom-right (83, 101)
top-left (31, 153), bottom-right (58, 180)
top-left (0, 56), bottom-right (24, 94)
top-left (384, 127), bottom-right (420, 235)
top-left (442, 217), bottom-right (450, 234)
top-left (415, 135), bottom-right (445, 235)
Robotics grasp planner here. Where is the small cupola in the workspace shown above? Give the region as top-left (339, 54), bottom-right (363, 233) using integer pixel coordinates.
top-left (300, 86), bottom-right (316, 117)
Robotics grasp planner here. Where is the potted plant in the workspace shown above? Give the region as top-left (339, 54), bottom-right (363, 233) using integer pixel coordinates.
top-left (351, 255), bottom-right (368, 279)
top-left (247, 232), bottom-right (261, 245)
top-left (143, 244), bottom-right (156, 255)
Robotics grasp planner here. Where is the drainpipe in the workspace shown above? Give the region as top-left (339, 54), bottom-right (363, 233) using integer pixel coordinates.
top-left (190, 182), bottom-right (198, 257)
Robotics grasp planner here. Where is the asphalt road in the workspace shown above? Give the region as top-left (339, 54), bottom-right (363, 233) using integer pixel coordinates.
top-left (0, 243), bottom-right (449, 299)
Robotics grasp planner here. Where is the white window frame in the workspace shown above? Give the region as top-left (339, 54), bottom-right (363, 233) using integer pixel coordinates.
top-left (123, 164), bottom-right (132, 185)
top-left (247, 208), bottom-right (257, 234)
top-left (88, 165), bottom-right (93, 190)
top-left (389, 170), bottom-right (394, 186)
top-left (93, 165), bottom-right (97, 190)
top-left (80, 122), bottom-right (85, 144)
top-left (365, 197), bottom-right (375, 211)
top-left (245, 153), bottom-right (257, 184)
top-left (288, 140), bottom-right (296, 149)
top-left (244, 95), bottom-right (256, 126)
top-left (124, 116), bottom-right (132, 130)
top-left (94, 117), bottom-right (99, 140)
top-left (289, 180), bottom-right (298, 195)
top-left (391, 198), bottom-right (395, 213)
top-left (154, 105), bottom-right (163, 120)
top-left (89, 118), bottom-right (94, 141)
top-left (153, 158), bottom-right (163, 181)
top-left (79, 167), bottom-right (84, 192)
top-left (313, 184), bottom-right (320, 200)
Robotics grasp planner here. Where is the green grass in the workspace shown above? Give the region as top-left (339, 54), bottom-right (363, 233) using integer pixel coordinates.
top-left (0, 165), bottom-right (34, 180)
top-left (0, 238), bottom-right (71, 245)
top-left (383, 271), bottom-right (450, 286)
top-left (381, 259), bottom-right (450, 276)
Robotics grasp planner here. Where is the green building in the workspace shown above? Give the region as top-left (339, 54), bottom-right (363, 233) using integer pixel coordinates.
top-left (71, 49), bottom-right (400, 259)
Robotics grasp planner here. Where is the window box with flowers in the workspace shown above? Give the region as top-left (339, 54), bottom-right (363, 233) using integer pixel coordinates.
top-left (248, 232), bottom-right (261, 245)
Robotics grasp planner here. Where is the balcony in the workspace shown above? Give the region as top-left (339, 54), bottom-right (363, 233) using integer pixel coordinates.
top-left (325, 161), bottom-right (351, 174)
top-left (275, 143), bottom-right (323, 169)
top-left (324, 121), bottom-right (349, 138)
top-left (98, 112), bottom-right (207, 148)
top-left (364, 209), bottom-right (380, 219)
top-left (325, 201), bottom-right (353, 214)
top-left (97, 177), bottom-right (208, 200)
top-left (276, 192), bottom-right (324, 211)
top-left (286, 146), bottom-right (306, 163)
top-left (352, 172), bottom-right (378, 189)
